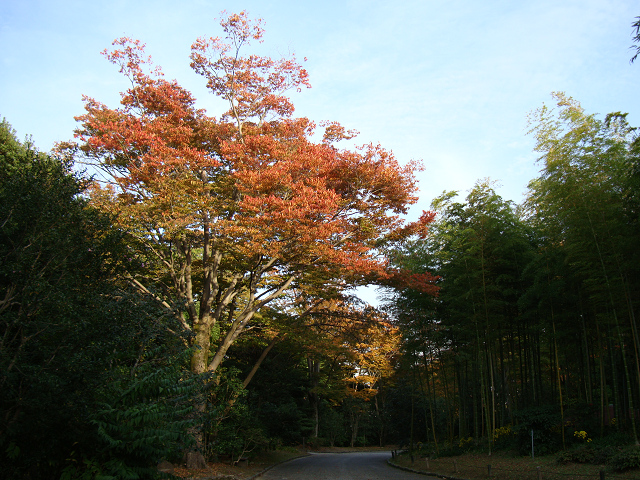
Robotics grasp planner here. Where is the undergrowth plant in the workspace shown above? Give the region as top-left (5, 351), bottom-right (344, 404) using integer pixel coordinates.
top-left (62, 347), bottom-right (205, 480)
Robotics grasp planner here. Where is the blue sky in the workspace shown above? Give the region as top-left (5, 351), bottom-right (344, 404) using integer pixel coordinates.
top-left (2, 0), bottom-right (638, 206)
top-left (2, 0), bottom-right (638, 302)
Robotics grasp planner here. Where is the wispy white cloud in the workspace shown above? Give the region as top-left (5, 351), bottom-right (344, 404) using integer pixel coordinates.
top-left (1, 0), bottom-right (637, 204)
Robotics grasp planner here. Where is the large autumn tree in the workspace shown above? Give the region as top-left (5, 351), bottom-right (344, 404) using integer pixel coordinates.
top-left (65, 12), bottom-right (433, 389)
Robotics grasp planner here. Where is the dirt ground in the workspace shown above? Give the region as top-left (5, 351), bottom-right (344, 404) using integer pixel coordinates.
top-left (392, 450), bottom-right (640, 480)
top-left (172, 450), bottom-right (301, 479)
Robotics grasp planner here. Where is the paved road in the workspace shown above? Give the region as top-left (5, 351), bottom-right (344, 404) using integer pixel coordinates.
top-left (259, 451), bottom-right (438, 480)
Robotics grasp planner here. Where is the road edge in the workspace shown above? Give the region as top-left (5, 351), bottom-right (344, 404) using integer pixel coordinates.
top-left (387, 459), bottom-right (470, 480)
top-left (248, 453), bottom-right (311, 479)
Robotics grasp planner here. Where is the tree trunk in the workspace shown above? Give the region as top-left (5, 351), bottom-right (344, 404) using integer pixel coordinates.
top-left (350, 409), bottom-right (360, 448)
top-left (185, 401), bottom-right (208, 469)
top-left (244, 335), bottom-right (280, 388)
top-left (552, 316), bottom-right (565, 450)
top-left (307, 358), bottom-right (320, 438)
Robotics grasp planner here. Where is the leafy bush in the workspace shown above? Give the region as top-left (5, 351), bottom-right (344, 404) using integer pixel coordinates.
top-left (593, 431), bottom-right (634, 448)
top-left (305, 436), bottom-right (328, 448)
top-left (434, 437), bottom-right (476, 457)
top-left (89, 348), bottom-right (203, 479)
top-left (556, 442), bottom-right (632, 468)
top-left (610, 446), bottom-right (640, 472)
top-left (493, 425), bottom-right (517, 450)
top-left (319, 405), bottom-right (348, 447)
top-left (209, 402), bottom-right (269, 464)
top-left (257, 400), bottom-right (306, 445)
top-left (591, 446), bottom-right (619, 465)
top-left (564, 402), bottom-right (600, 439)
top-left (513, 405), bottom-right (562, 456)
top-left (557, 446), bottom-right (597, 464)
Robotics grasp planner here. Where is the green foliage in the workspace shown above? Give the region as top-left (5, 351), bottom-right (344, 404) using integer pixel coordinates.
top-left (89, 348), bottom-right (203, 479)
top-left (493, 425), bottom-right (517, 451)
top-left (233, 339), bottom-right (312, 446)
top-left (514, 406), bottom-right (563, 456)
top-left (380, 93), bottom-right (640, 452)
top-left (319, 404), bottom-right (348, 447)
top-left (257, 401), bottom-right (306, 445)
top-left (565, 403), bottom-right (600, 441)
top-left (556, 444), bottom-right (620, 466)
top-left (557, 446), bottom-right (598, 464)
top-left (610, 446), bottom-right (640, 472)
top-left (0, 119), bottom-right (109, 477)
top-left (54, 340), bottom-right (202, 480)
top-left (631, 16), bottom-right (640, 64)
top-left (385, 181), bottom-right (535, 446)
top-left (594, 431), bottom-right (634, 448)
top-left (209, 401), bottom-right (268, 463)
top-left (556, 433), bottom-right (638, 469)
top-left (431, 437), bottom-right (479, 458)
top-left (60, 457), bottom-right (108, 480)
top-left (0, 119), bottom-right (199, 479)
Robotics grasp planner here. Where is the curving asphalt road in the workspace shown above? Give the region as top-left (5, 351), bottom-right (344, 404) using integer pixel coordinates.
top-left (258, 451), bottom-right (439, 480)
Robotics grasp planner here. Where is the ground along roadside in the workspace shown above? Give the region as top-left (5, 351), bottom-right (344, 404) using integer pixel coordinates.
top-left (172, 446), bottom-right (397, 479)
top-left (390, 451), bottom-right (640, 480)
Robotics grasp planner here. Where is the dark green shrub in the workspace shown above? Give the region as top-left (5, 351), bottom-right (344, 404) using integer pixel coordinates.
top-left (592, 446), bottom-right (619, 465)
top-left (319, 405), bottom-right (348, 447)
top-left (513, 406), bottom-right (562, 456)
top-left (306, 436), bottom-right (328, 448)
top-left (557, 446), bottom-right (597, 464)
top-left (555, 435), bottom-right (635, 468)
top-left (0, 120), bottom-right (200, 479)
top-left (563, 402), bottom-right (599, 438)
top-left (209, 402), bottom-right (269, 464)
top-left (89, 348), bottom-right (202, 479)
top-left (257, 400), bottom-right (305, 445)
top-left (610, 446), bottom-right (640, 472)
top-left (594, 431), bottom-right (634, 448)
top-left (493, 424), bottom-right (517, 451)
top-left (434, 437), bottom-right (476, 457)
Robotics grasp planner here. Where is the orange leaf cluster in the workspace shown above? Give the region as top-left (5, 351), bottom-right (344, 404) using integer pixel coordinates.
top-left (70, 18), bottom-right (431, 281)
top-left (62, 12), bottom-right (438, 375)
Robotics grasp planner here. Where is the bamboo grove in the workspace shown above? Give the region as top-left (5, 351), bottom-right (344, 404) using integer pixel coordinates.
top-left (386, 92), bottom-right (640, 454)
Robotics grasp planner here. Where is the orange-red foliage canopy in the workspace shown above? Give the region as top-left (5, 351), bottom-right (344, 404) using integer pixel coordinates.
top-left (66, 11), bottom-right (437, 375)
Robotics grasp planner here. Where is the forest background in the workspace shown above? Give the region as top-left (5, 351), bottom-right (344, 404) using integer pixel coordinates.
top-left (2, 3), bottom-right (640, 480)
